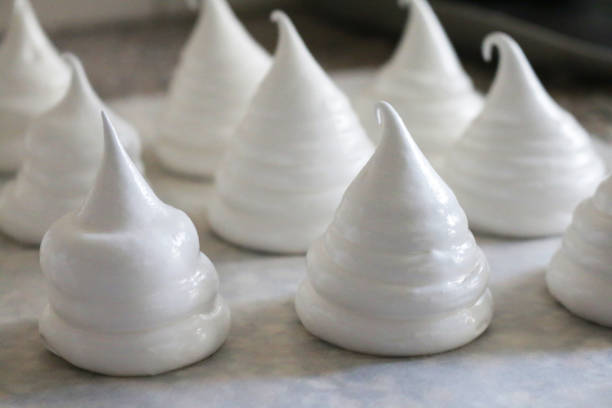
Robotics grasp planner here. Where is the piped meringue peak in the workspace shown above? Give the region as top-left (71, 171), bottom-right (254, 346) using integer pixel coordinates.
top-left (295, 101), bottom-right (493, 356)
top-left (208, 11), bottom-right (373, 254)
top-left (481, 32), bottom-right (561, 122)
top-left (77, 112), bottom-right (154, 230)
top-left (0, 0), bottom-right (70, 172)
top-left (0, 54), bottom-right (143, 245)
top-left (547, 175), bottom-right (612, 327)
top-left (353, 0), bottom-right (481, 167)
top-left (155, 0), bottom-right (270, 178)
top-left (38, 112), bottom-right (231, 376)
top-left (443, 33), bottom-right (605, 238)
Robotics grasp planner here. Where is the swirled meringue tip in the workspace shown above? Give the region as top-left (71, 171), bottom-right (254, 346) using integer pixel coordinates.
top-left (295, 101), bottom-right (493, 356)
top-left (546, 175), bottom-right (612, 327)
top-left (155, 0), bottom-right (270, 178)
top-left (38, 112), bottom-right (230, 376)
top-left (208, 10), bottom-right (372, 254)
top-left (442, 32), bottom-right (606, 238)
top-left (353, 0), bottom-right (482, 165)
top-left (0, 0), bottom-right (70, 172)
top-left (0, 55), bottom-right (142, 245)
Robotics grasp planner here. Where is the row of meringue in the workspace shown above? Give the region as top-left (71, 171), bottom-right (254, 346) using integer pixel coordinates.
top-left (156, 0), bottom-right (603, 245)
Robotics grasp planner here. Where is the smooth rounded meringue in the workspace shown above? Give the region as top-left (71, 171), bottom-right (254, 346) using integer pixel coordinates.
top-left (295, 102), bottom-right (493, 356)
top-left (155, 0), bottom-right (270, 178)
top-left (443, 32), bottom-right (606, 237)
top-left (38, 112), bottom-right (230, 376)
top-left (0, 54), bottom-right (143, 244)
top-left (0, 0), bottom-right (70, 172)
top-left (353, 0), bottom-right (482, 168)
top-left (208, 11), bottom-right (374, 254)
top-left (547, 175), bottom-right (612, 327)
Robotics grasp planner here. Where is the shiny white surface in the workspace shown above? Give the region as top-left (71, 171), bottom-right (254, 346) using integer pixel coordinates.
top-left (353, 0), bottom-right (481, 168)
top-left (296, 102), bottom-right (493, 356)
top-left (0, 55), bottom-right (143, 244)
top-left (547, 175), bottom-right (612, 327)
top-left (2, 85), bottom-right (612, 406)
top-left (444, 33), bottom-right (606, 237)
top-left (38, 113), bottom-right (230, 376)
top-left (208, 11), bottom-right (373, 254)
top-left (155, 0), bottom-right (270, 178)
top-left (0, 0), bottom-right (70, 172)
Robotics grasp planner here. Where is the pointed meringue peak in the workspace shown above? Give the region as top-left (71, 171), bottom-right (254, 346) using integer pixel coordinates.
top-left (270, 10), bottom-right (324, 76)
top-left (193, 0), bottom-right (268, 57)
top-left (2, 0), bottom-right (57, 62)
top-left (77, 112), bottom-right (159, 229)
top-left (390, 0), bottom-right (462, 76)
top-left (482, 32), bottom-right (559, 116)
top-left (59, 53), bottom-right (100, 107)
top-left (201, 0), bottom-right (236, 31)
top-left (371, 101), bottom-right (441, 187)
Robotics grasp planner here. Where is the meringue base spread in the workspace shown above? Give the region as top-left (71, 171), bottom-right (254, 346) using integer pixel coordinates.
top-left (296, 247), bottom-right (493, 356)
top-left (40, 254), bottom-right (230, 376)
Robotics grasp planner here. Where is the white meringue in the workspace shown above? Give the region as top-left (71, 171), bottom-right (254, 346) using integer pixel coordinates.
top-left (155, 0), bottom-right (270, 178)
top-left (0, 0), bottom-right (70, 172)
top-left (547, 175), bottom-right (612, 327)
top-left (208, 11), bottom-right (374, 254)
top-left (38, 112), bottom-right (230, 376)
top-left (353, 0), bottom-right (482, 168)
top-left (443, 33), bottom-right (605, 237)
top-left (0, 54), bottom-right (143, 244)
top-left (295, 101), bottom-right (493, 356)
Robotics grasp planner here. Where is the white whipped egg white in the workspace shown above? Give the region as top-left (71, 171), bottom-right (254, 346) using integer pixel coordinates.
top-left (443, 32), bottom-right (605, 237)
top-left (0, 54), bottom-right (143, 244)
top-left (295, 101), bottom-right (493, 356)
top-left (547, 175), bottom-right (612, 327)
top-left (38, 112), bottom-right (230, 376)
top-left (208, 11), bottom-right (373, 254)
top-left (353, 0), bottom-right (482, 168)
top-left (0, 0), bottom-right (70, 172)
top-left (156, 0), bottom-right (270, 178)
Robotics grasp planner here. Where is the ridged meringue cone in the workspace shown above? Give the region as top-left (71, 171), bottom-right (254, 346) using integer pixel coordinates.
top-left (155, 0), bottom-right (270, 178)
top-left (353, 0), bottom-right (482, 168)
top-left (443, 32), bottom-right (605, 237)
top-left (39, 112), bottom-right (230, 376)
top-left (547, 175), bottom-right (612, 327)
top-left (208, 11), bottom-right (373, 254)
top-left (0, 54), bottom-right (143, 245)
top-left (0, 0), bottom-right (70, 172)
top-left (295, 102), bottom-right (493, 356)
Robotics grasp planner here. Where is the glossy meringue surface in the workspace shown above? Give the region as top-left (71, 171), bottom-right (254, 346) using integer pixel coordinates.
top-left (0, 0), bottom-right (70, 172)
top-left (0, 54), bottom-right (143, 244)
top-left (156, 0), bottom-right (270, 178)
top-left (295, 102), bottom-right (493, 356)
top-left (547, 175), bottom-right (612, 327)
top-left (208, 11), bottom-right (373, 254)
top-left (443, 32), bottom-right (605, 237)
top-left (38, 112), bottom-right (230, 376)
top-left (353, 0), bottom-right (481, 167)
